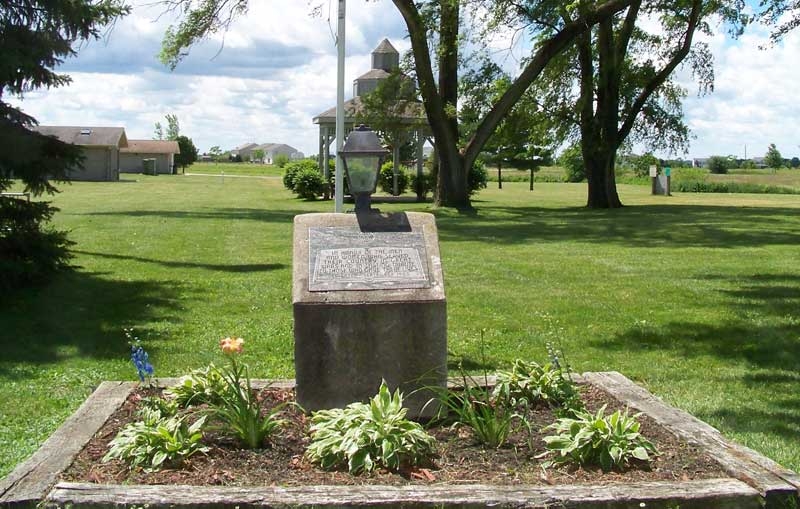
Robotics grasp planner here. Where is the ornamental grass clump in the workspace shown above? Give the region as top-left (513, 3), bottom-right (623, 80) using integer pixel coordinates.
top-left (540, 404), bottom-right (657, 471)
top-left (306, 381), bottom-right (437, 474)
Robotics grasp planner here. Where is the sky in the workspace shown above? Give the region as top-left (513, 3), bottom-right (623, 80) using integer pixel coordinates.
top-left (8, 0), bottom-right (800, 160)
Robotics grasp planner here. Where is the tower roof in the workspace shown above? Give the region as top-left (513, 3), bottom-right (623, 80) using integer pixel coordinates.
top-left (373, 38), bottom-right (398, 55)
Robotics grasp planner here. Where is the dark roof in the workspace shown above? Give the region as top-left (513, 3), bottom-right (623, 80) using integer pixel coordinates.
top-left (373, 38), bottom-right (398, 54)
top-left (313, 97), bottom-right (427, 126)
top-left (34, 126), bottom-right (127, 148)
top-left (254, 143), bottom-right (300, 153)
top-left (121, 140), bottom-right (180, 154)
top-left (354, 69), bottom-right (391, 81)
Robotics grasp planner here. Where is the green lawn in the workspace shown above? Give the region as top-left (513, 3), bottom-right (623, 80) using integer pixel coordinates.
top-left (186, 161), bottom-right (286, 177)
top-left (1, 175), bottom-right (799, 478)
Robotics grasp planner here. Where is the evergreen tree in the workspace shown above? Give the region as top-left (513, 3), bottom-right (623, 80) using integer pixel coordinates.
top-left (0, 0), bottom-right (129, 288)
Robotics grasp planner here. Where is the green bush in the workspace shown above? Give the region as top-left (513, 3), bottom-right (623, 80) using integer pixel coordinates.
top-left (541, 405), bottom-right (657, 471)
top-left (0, 197), bottom-right (74, 291)
top-left (305, 381), bottom-right (436, 474)
top-left (469, 160), bottom-right (488, 196)
top-left (378, 162), bottom-right (410, 195)
top-left (282, 160), bottom-right (318, 191)
top-left (273, 154), bottom-right (290, 168)
top-left (707, 156), bottom-right (730, 174)
top-left (411, 172), bottom-right (435, 198)
top-left (293, 167), bottom-right (326, 200)
top-left (559, 145), bottom-right (585, 182)
top-left (632, 152), bottom-right (659, 178)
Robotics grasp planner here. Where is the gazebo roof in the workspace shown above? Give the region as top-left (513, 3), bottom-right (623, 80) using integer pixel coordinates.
top-left (312, 97), bottom-right (428, 127)
top-left (373, 38), bottom-right (398, 54)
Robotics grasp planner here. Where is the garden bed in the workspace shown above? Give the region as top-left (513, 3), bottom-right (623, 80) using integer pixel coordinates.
top-left (2, 372), bottom-right (798, 508)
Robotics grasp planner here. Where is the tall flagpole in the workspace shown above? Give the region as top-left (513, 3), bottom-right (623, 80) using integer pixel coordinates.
top-left (334, 0), bottom-right (346, 213)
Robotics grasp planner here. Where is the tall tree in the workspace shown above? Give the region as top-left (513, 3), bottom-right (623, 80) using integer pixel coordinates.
top-left (158, 0), bottom-right (635, 209)
top-left (0, 0), bottom-right (129, 288)
top-left (764, 143), bottom-right (783, 169)
top-left (511, 0), bottom-right (743, 208)
top-left (154, 113), bottom-right (180, 140)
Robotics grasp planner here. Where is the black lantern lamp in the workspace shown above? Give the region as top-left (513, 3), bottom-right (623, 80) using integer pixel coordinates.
top-left (340, 125), bottom-right (389, 212)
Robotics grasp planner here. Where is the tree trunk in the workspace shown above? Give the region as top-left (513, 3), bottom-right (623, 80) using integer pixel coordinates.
top-left (586, 150), bottom-right (622, 208)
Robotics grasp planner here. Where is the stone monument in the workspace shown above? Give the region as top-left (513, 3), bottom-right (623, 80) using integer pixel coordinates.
top-left (292, 211), bottom-right (446, 418)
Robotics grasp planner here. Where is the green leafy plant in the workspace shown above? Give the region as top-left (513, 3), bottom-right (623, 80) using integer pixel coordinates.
top-left (203, 337), bottom-right (286, 449)
top-left (436, 379), bottom-right (517, 449)
top-left (136, 396), bottom-right (179, 424)
top-left (305, 381), bottom-right (437, 474)
top-left (493, 359), bottom-right (582, 412)
top-left (378, 162), bottom-right (410, 195)
top-left (282, 159), bottom-right (318, 191)
top-left (165, 364), bottom-right (228, 407)
top-left (103, 415), bottom-right (207, 471)
top-left (540, 405), bottom-right (657, 471)
top-left (293, 167), bottom-right (326, 200)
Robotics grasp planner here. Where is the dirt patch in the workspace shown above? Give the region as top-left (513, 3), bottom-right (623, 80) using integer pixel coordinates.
top-left (62, 383), bottom-right (725, 487)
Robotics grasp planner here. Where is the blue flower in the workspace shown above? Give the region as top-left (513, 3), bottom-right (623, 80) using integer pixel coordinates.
top-left (131, 344), bottom-right (154, 382)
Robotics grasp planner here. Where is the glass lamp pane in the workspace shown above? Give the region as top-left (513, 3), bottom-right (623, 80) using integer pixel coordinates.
top-left (346, 156), bottom-right (380, 193)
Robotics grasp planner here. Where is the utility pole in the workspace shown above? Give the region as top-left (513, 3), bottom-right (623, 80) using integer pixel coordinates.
top-left (334, 0), bottom-right (346, 213)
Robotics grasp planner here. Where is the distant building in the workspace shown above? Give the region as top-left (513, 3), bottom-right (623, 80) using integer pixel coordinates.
top-left (251, 143), bottom-right (304, 164)
top-left (120, 140), bottom-right (180, 174)
top-left (34, 126), bottom-right (127, 181)
top-left (230, 142), bottom-right (259, 160)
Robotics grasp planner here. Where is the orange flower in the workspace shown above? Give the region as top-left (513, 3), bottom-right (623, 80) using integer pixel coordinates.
top-left (219, 336), bottom-right (244, 354)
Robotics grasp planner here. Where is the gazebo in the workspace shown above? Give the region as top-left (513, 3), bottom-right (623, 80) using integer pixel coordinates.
top-left (312, 39), bottom-right (430, 198)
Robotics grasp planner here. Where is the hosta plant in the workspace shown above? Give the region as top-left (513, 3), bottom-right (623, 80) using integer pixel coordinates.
top-left (540, 405), bottom-right (657, 471)
top-left (306, 381), bottom-right (437, 474)
top-left (493, 358), bottom-right (583, 412)
top-left (103, 415), bottom-right (207, 471)
top-left (165, 364), bottom-right (228, 407)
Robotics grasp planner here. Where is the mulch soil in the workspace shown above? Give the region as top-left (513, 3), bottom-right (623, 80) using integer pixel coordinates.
top-left (62, 383), bottom-right (727, 487)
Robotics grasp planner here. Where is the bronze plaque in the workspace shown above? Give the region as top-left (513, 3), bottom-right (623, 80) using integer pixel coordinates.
top-left (308, 227), bottom-right (431, 291)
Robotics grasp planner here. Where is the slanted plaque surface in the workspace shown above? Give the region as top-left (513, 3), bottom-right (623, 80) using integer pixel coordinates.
top-left (308, 227), bottom-right (431, 291)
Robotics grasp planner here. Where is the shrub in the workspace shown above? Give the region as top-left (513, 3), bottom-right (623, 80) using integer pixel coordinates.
top-left (673, 181), bottom-right (800, 195)
top-left (469, 160), bottom-right (488, 196)
top-left (540, 405), bottom-right (657, 471)
top-left (632, 152), bottom-right (659, 178)
top-left (282, 160), bottom-right (318, 191)
top-left (707, 156), bottom-right (730, 174)
top-left (378, 162), bottom-right (410, 195)
top-left (0, 197), bottom-right (74, 291)
top-left (305, 381), bottom-right (437, 474)
top-left (411, 171), bottom-right (435, 198)
top-left (273, 154), bottom-right (290, 168)
top-left (293, 168), bottom-right (326, 200)
top-left (559, 144), bottom-right (585, 182)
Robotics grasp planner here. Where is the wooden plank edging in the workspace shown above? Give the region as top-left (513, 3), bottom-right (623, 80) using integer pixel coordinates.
top-left (44, 478), bottom-right (761, 509)
top-left (0, 381), bottom-right (134, 507)
top-left (583, 371), bottom-right (800, 502)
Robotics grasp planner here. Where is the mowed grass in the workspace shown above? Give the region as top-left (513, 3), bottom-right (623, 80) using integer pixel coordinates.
top-left (1, 174), bottom-right (799, 478)
top-left (186, 161), bottom-right (286, 177)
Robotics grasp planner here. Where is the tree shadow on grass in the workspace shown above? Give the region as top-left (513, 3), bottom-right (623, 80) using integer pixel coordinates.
top-left (0, 270), bottom-right (185, 379)
top-left (73, 250), bottom-right (286, 273)
top-left (434, 204), bottom-right (800, 249)
top-left (591, 272), bottom-right (800, 442)
top-left (77, 208), bottom-right (301, 223)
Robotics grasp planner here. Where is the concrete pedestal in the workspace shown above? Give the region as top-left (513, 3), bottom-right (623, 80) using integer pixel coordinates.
top-left (292, 212), bottom-right (447, 418)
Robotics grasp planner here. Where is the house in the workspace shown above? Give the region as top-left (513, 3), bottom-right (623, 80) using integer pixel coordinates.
top-left (230, 142), bottom-right (258, 160)
top-left (34, 126), bottom-right (127, 181)
top-left (120, 140), bottom-right (181, 174)
top-left (251, 143), bottom-right (304, 164)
